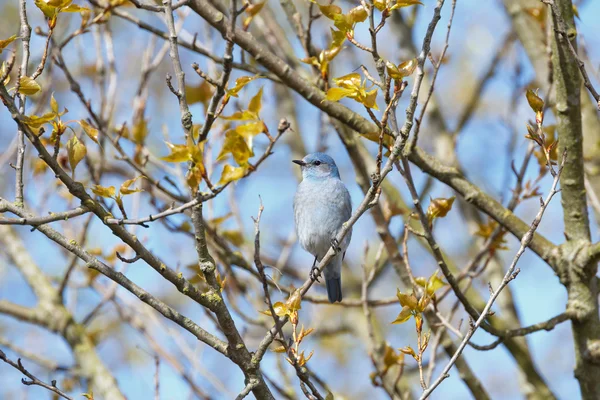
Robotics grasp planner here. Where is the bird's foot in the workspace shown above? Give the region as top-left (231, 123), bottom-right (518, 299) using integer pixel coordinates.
top-left (309, 266), bottom-right (321, 282)
top-left (331, 238), bottom-right (341, 253)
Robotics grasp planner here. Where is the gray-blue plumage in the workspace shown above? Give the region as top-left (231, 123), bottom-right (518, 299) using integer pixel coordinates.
top-left (293, 153), bottom-right (352, 303)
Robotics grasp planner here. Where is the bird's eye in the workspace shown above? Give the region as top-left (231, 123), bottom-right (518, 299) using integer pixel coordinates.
top-left (314, 161), bottom-right (321, 166)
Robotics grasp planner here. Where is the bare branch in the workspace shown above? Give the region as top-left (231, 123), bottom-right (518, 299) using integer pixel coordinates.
top-left (422, 151), bottom-right (565, 398)
top-left (0, 350), bottom-right (73, 400)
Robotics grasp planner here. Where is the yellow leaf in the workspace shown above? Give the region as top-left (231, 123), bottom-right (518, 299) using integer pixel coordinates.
top-left (62, 4), bottom-right (89, 12)
top-left (272, 346), bottom-right (287, 353)
top-left (389, 0), bottom-right (423, 11)
top-left (186, 80), bottom-right (214, 108)
top-left (362, 88), bottom-right (379, 110)
top-left (248, 87), bottom-right (263, 115)
top-left (525, 89), bottom-right (544, 113)
top-left (325, 87), bottom-right (354, 102)
top-left (383, 344), bottom-right (404, 368)
top-left (235, 121), bottom-right (265, 138)
top-left (209, 213), bottom-right (233, 226)
top-left (260, 301), bottom-right (288, 317)
top-left (82, 391), bottom-right (95, 400)
top-left (297, 349), bottom-right (314, 366)
top-left (50, 93), bottom-right (59, 114)
top-left (34, 0), bottom-right (58, 18)
top-left (67, 135), bottom-right (86, 178)
top-left (1, 62), bottom-right (10, 86)
top-left (217, 130), bottom-right (252, 165)
top-left (132, 118), bottom-right (149, 145)
top-left (417, 295), bottom-right (431, 313)
top-left (222, 230), bottom-right (244, 247)
top-left (186, 164), bottom-right (204, 193)
top-left (396, 290), bottom-right (418, 309)
top-left (398, 346), bottom-right (416, 358)
top-left (373, 0), bottom-right (386, 11)
top-left (47, 0), bottom-right (71, 7)
top-left (286, 289), bottom-right (302, 312)
top-left (333, 72), bottom-right (361, 89)
top-left (32, 158), bottom-right (48, 175)
top-left (22, 112), bottom-right (56, 130)
top-left (120, 176), bottom-right (143, 195)
top-left (0, 35), bottom-right (18, 53)
top-left (319, 4), bottom-right (342, 19)
top-left (332, 13), bottom-right (353, 32)
top-left (91, 185), bottom-right (116, 198)
top-left (426, 196), bottom-right (455, 222)
top-left (245, 1), bottom-right (265, 16)
top-left (360, 131), bottom-right (394, 149)
top-left (391, 306), bottom-right (412, 324)
top-left (220, 110), bottom-right (259, 121)
top-left (17, 76), bottom-right (41, 96)
top-left (300, 56), bottom-right (319, 66)
top-left (330, 28), bottom-right (346, 48)
top-left (50, 119), bottom-right (67, 141)
top-left (425, 271), bottom-right (446, 296)
top-left (348, 5), bottom-right (368, 23)
top-left (386, 58), bottom-right (418, 80)
top-left (161, 142), bottom-right (190, 163)
top-left (217, 164), bottom-right (247, 185)
top-left (414, 277), bottom-right (427, 287)
top-left (227, 75), bottom-right (262, 97)
top-left (79, 120), bottom-right (99, 144)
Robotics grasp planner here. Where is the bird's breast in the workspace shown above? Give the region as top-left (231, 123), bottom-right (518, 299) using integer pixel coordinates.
top-left (294, 178), bottom-right (351, 258)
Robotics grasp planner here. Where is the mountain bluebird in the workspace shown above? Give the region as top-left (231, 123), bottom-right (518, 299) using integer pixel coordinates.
top-left (293, 153), bottom-right (352, 303)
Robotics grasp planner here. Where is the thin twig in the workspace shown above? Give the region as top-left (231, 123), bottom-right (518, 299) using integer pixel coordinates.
top-left (0, 349), bottom-right (73, 400)
top-left (409, 0), bottom-right (457, 153)
top-left (543, 0), bottom-right (600, 109)
top-left (163, 0), bottom-right (194, 139)
top-left (421, 150), bottom-right (566, 398)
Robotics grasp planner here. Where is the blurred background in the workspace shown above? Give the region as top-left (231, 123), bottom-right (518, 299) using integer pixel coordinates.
top-left (1, 0), bottom-right (599, 398)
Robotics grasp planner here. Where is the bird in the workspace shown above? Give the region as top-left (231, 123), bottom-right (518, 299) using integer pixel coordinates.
top-left (293, 153), bottom-right (352, 303)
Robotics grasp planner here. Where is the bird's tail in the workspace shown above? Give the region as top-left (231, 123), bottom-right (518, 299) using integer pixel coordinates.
top-left (326, 277), bottom-right (342, 303)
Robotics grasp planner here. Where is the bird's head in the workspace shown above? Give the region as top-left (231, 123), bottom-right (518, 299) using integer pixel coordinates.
top-left (293, 153), bottom-right (340, 180)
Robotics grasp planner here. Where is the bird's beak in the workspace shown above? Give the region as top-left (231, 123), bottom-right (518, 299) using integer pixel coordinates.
top-left (292, 159), bottom-right (306, 166)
